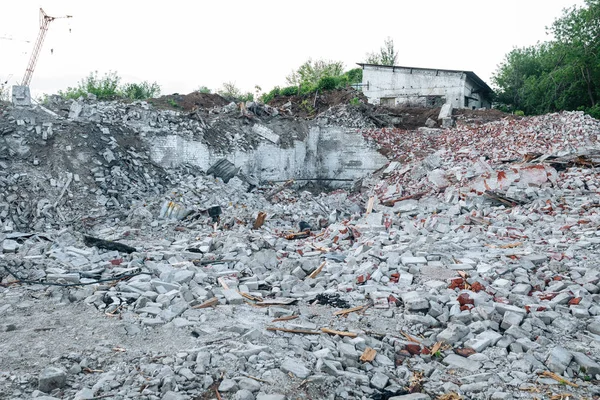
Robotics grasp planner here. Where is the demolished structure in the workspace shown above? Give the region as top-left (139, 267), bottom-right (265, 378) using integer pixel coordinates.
top-left (1, 93), bottom-right (600, 400)
top-left (359, 64), bottom-right (493, 110)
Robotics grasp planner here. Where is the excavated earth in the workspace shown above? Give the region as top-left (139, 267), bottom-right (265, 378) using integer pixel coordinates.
top-left (1, 94), bottom-right (600, 400)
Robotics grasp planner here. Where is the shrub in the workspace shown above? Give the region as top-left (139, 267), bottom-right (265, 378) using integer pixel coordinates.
top-left (122, 81), bottom-right (160, 100)
top-left (197, 86), bottom-right (211, 94)
top-left (317, 76), bottom-right (337, 91)
top-left (585, 104), bottom-right (600, 119)
top-left (280, 86), bottom-right (298, 96)
top-left (260, 86), bottom-right (280, 104)
top-left (58, 71), bottom-right (161, 101)
top-left (514, 110), bottom-right (525, 116)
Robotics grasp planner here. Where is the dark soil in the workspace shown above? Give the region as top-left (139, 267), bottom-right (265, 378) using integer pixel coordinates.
top-left (149, 92), bottom-right (229, 111)
top-left (267, 88), bottom-right (369, 119)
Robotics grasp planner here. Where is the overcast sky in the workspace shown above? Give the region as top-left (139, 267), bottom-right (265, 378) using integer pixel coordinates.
top-left (0, 0), bottom-right (584, 99)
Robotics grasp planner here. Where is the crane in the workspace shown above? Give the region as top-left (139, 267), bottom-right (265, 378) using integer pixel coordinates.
top-left (21, 8), bottom-right (72, 87)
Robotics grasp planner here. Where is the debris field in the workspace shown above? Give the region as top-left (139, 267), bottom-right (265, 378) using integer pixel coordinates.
top-left (1, 95), bottom-right (600, 400)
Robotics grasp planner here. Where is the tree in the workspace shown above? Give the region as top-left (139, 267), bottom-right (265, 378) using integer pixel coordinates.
top-left (286, 59), bottom-right (345, 89)
top-left (493, 0), bottom-right (600, 117)
top-left (364, 37), bottom-right (398, 66)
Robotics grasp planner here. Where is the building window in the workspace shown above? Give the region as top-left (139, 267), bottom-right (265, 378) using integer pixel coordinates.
top-left (464, 96), bottom-right (469, 107)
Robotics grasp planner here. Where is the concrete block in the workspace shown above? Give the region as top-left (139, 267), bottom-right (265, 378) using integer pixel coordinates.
top-left (12, 85), bottom-right (31, 107)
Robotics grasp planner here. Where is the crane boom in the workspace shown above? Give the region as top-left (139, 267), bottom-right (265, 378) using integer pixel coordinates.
top-left (21, 8), bottom-right (71, 87)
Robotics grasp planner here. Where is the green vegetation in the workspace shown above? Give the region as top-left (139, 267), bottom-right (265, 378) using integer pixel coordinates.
top-left (58, 71), bottom-right (160, 101)
top-left (167, 98), bottom-right (178, 108)
top-left (350, 97), bottom-right (361, 106)
top-left (217, 81), bottom-right (253, 102)
top-left (493, 0), bottom-right (600, 118)
top-left (196, 86), bottom-right (211, 94)
top-left (259, 58), bottom-right (363, 104)
top-left (364, 37), bottom-right (398, 66)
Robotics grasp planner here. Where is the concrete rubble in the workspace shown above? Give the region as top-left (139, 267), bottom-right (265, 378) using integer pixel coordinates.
top-left (1, 96), bottom-right (600, 400)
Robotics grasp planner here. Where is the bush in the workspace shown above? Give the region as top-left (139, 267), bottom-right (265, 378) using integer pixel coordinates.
top-left (197, 86), bottom-right (211, 94)
top-left (280, 86), bottom-right (298, 96)
top-left (585, 105), bottom-right (600, 119)
top-left (58, 71), bottom-right (161, 101)
top-left (260, 86), bottom-right (280, 104)
top-left (317, 76), bottom-right (337, 91)
top-left (122, 81), bottom-right (160, 100)
top-left (514, 110), bottom-right (525, 116)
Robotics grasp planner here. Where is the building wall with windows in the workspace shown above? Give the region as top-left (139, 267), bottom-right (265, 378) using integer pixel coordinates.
top-left (359, 64), bottom-right (492, 109)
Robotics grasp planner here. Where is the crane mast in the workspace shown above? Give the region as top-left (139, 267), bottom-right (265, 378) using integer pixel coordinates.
top-left (21, 8), bottom-right (71, 87)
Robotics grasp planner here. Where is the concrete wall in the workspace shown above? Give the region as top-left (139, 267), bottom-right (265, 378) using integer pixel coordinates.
top-left (148, 126), bottom-right (388, 184)
top-left (361, 65), bottom-right (489, 109)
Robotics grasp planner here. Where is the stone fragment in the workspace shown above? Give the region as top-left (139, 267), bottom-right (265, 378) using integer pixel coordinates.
top-left (443, 354), bottom-right (482, 372)
top-left (219, 378), bottom-right (238, 392)
top-left (238, 377), bottom-right (261, 393)
top-left (223, 289), bottom-right (244, 304)
top-left (572, 352), bottom-right (600, 376)
top-left (546, 346), bottom-right (573, 374)
top-left (280, 358), bottom-right (311, 379)
top-left (370, 371), bottom-right (389, 390)
top-left (38, 367), bottom-right (67, 393)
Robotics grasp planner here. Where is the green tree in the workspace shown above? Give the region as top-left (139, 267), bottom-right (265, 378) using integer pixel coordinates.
top-left (286, 59), bottom-right (345, 90)
top-left (493, 0), bottom-right (600, 117)
top-left (364, 37), bottom-right (398, 66)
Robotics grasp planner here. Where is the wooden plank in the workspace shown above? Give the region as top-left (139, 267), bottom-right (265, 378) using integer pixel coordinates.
top-left (253, 212), bottom-right (267, 229)
top-left (307, 261), bottom-right (326, 279)
top-left (360, 347), bottom-right (377, 362)
top-left (271, 315), bottom-right (299, 322)
top-left (192, 297), bottom-right (218, 309)
top-left (217, 277), bottom-right (229, 290)
top-left (333, 306), bottom-right (365, 316)
top-left (266, 326), bottom-right (320, 335)
top-left (238, 291), bottom-right (261, 302)
top-left (321, 328), bottom-right (358, 337)
top-left (366, 196), bottom-right (375, 215)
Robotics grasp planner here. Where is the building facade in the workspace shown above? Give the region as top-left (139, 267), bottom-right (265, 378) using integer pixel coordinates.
top-left (359, 64), bottom-right (493, 109)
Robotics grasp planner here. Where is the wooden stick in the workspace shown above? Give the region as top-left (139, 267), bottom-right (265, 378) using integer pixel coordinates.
top-left (271, 315), bottom-right (299, 322)
top-left (366, 196), bottom-right (375, 215)
top-left (307, 261), bottom-right (326, 279)
top-left (539, 371), bottom-right (578, 387)
top-left (217, 277), bottom-right (229, 290)
top-left (192, 297), bottom-right (218, 309)
top-left (321, 328), bottom-right (357, 337)
top-left (253, 211), bottom-right (267, 229)
top-left (238, 291), bottom-right (261, 302)
top-left (266, 326), bottom-right (320, 335)
top-left (401, 330), bottom-right (421, 343)
top-left (334, 306), bottom-right (365, 316)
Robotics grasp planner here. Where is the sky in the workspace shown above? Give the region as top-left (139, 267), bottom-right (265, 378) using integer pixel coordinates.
top-left (0, 0), bottom-right (585, 99)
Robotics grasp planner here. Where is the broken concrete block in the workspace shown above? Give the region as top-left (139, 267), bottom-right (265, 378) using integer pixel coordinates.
top-left (38, 367), bottom-right (67, 393)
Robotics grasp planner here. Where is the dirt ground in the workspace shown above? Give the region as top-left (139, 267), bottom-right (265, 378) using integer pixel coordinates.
top-left (148, 92), bottom-right (230, 112)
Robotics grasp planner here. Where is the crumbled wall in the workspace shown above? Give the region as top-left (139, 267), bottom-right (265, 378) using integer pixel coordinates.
top-left (149, 126), bottom-right (388, 183)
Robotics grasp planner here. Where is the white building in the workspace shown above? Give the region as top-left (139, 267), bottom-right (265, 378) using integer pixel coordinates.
top-left (358, 63), bottom-right (493, 109)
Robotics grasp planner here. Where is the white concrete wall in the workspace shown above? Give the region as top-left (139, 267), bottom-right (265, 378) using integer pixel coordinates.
top-left (148, 126), bottom-right (387, 184)
top-left (361, 65), bottom-right (488, 109)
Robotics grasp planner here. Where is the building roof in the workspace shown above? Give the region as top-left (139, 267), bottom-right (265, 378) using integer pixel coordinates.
top-left (357, 63), bottom-right (493, 94)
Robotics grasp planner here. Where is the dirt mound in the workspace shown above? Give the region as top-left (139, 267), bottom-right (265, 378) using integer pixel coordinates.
top-left (149, 92), bottom-right (229, 111)
top-left (267, 88), bottom-right (368, 119)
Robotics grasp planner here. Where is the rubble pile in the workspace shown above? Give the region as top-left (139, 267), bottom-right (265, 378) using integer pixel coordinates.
top-left (1, 100), bottom-right (600, 400)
